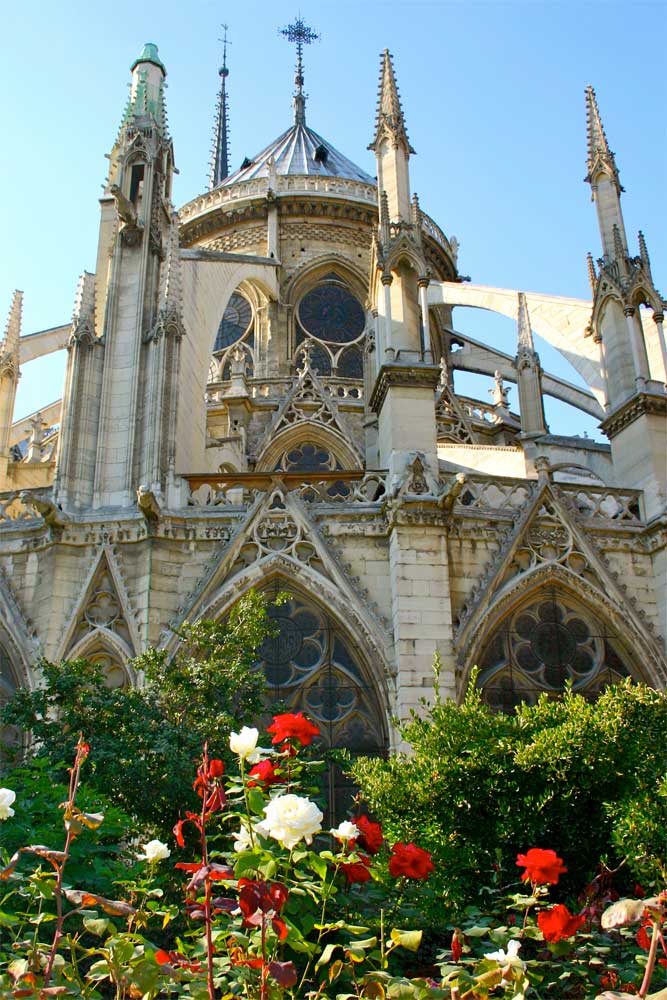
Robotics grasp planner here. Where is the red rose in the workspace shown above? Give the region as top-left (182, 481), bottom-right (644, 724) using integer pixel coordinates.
top-left (267, 712), bottom-right (320, 747)
top-left (340, 854), bottom-right (372, 884)
top-left (353, 814), bottom-right (383, 855)
top-left (208, 759), bottom-right (225, 778)
top-left (248, 759), bottom-right (284, 788)
top-left (388, 842), bottom-right (434, 880)
top-left (238, 879), bottom-right (289, 940)
top-left (538, 904), bottom-right (586, 943)
top-left (516, 848), bottom-right (567, 885)
top-left (451, 929), bottom-right (463, 962)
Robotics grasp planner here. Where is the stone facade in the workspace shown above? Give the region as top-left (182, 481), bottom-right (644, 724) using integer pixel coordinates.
top-left (1, 42), bottom-right (666, 775)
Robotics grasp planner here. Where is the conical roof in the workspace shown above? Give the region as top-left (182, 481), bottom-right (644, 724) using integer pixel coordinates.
top-left (219, 121), bottom-right (374, 188)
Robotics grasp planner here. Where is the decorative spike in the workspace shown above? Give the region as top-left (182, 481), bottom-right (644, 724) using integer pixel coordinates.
top-left (119, 43), bottom-right (169, 140)
top-left (209, 26), bottom-right (231, 189)
top-left (379, 190), bottom-right (390, 244)
top-left (369, 49), bottom-right (414, 153)
top-left (280, 16), bottom-right (319, 126)
top-left (517, 292), bottom-right (535, 353)
top-left (411, 191), bottom-right (421, 228)
top-left (586, 252), bottom-right (597, 293)
top-left (72, 272), bottom-right (96, 326)
top-left (1, 290), bottom-right (23, 359)
top-left (585, 85), bottom-right (621, 191)
top-left (638, 230), bottom-right (651, 270)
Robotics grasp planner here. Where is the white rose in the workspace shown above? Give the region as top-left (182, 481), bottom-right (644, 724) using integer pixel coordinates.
top-left (139, 839), bottom-right (171, 863)
top-left (484, 939), bottom-right (523, 967)
top-left (330, 821), bottom-right (360, 841)
top-left (232, 822), bottom-right (254, 853)
top-left (229, 726), bottom-right (260, 761)
top-left (0, 788), bottom-right (16, 821)
top-left (254, 793), bottom-right (323, 850)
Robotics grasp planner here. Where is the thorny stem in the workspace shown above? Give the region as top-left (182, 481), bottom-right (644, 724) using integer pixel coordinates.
top-left (199, 744), bottom-right (216, 1000)
top-left (638, 919), bottom-right (660, 998)
top-left (297, 860), bottom-right (341, 994)
top-left (260, 915), bottom-right (268, 1000)
top-left (42, 736), bottom-right (87, 989)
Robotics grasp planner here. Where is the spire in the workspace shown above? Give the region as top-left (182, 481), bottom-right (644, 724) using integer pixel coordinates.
top-left (516, 292), bottom-right (535, 354)
top-left (0, 290), bottom-right (23, 375)
top-left (158, 213), bottom-right (182, 317)
top-left (369, 49), bottom-right (414, 154)
top-left (209, 26), bottom-right (230, 189)
top-left (280, 16), bottom-right (319, 126)
top-left (585, 85), bottom-right (621, 192)
top-left (119, 42), bottom-right (169, 139)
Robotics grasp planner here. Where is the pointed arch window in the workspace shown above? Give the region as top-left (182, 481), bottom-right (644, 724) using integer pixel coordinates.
top-left (209, 292), bottom-right (255, 382)
top-left (1, 641), bottom-right (20, 752)
top-left (477, 588), bottom-right (630, 712)
top-left (256, 589), bottom-right (387, 819)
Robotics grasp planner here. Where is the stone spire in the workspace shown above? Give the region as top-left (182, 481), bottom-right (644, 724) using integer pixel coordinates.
top-left (119, 42), bottom-right (169, 139)
top-left (585, 85), bottom-right (621, 192)
top-left (280, 16), bottom-right (319, 126)
top-left (72, 272), bottom-right (96, 338)
top-left (158, 213), bottom-right (182, 320)
top-left (369, 49), bottom-right (415, 154)
top-left (517, 291), bottom-right (535, 354)
top-left (209, 26), bottom-right (230, 189)
top-left (515, 292), bottom-right (547, 437)
top-left (0, 290), bottom-right (23, 377)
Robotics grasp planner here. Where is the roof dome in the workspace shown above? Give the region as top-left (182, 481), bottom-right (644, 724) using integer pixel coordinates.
top-left (219, 122), bottom-right (375, 188)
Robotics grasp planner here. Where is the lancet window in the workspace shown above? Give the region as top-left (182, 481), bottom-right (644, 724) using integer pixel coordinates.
top-left (0, 641), bottom-right (20, 751)
top-left (295, 274), bottom-right (365, 378)
top-left (477, 589), bottom-right (630, 712)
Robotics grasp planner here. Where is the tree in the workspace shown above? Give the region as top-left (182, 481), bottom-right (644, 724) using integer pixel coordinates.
top-left (2, 590), bottom-right (279, 834)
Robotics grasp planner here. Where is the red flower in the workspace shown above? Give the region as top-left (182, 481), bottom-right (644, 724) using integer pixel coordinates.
top-left (636, 923), bottom-right (651, 951)
top-left (516, 848), bottom-right (567, 885)
top-left (238, 879), bottom-right (289, 940)
top-left (208, 758), bottom-right (225, 778)
top-left (538, 904), bottom-right (585, 943)
top-left (451, 929), bottom-right (463, 962)
top-left (267, 712), bottom-right (320, 747)
top-left (248, 759), bottom-right (285, 788)
top-left (340, 855), bottom-right (372, 884)
top-left (388, 842), bottom-right (434, 880)
top-left (353, 814), bottom-right (383, 855)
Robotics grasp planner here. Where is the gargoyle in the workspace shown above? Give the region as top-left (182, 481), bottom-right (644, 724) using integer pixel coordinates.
top-left (19, 492), bottom-right (69, 529)
top-left (137, 485), bottom-right (161, 522)
top-left (109, 184), bottom-right (139, 227)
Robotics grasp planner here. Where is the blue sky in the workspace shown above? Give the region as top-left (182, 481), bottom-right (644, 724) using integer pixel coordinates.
top-left (1, 0), bottom-right (665, 437)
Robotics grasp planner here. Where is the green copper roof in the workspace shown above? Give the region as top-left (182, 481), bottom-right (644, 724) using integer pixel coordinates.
top-left (131, 43), bottom-right (166, 75)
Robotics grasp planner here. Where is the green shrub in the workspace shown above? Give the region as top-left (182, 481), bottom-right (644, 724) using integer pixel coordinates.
top-left (350, 670), bottom-right (667, 923)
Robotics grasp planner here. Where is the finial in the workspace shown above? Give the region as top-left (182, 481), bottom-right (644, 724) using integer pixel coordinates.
top-left (209, 25), bottom-right (231, 188)
top-left (638, 230), bottom-right (652, 272)
top-left (0, 290), bottom-right (23, 377)
top-left (586, 252), bottom-right (597, 293)
top-left (585, 85), bottom-right (622, 192)
top-left (612, 222), bottom-right (626, 263)
top-left (517, 292), bottom-right (535, 353)
top-left (280, 16), bottom-right (319, 126)
top-left (369, 49), bottom-right (414, 153)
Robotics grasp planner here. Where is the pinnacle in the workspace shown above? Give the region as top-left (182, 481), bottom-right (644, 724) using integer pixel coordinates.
top-left (369, 49), bottom-right (414, 153)
top-left (159, 214), bottom-right (182, 314)
top-left (517, 292), bottom-right (535, 352)
top-left (72, 272), bottom-right (96, 326)
top-left (1, 290), bottom-right (23, 357)
top-left (585, 85), bottom-right (620, 189)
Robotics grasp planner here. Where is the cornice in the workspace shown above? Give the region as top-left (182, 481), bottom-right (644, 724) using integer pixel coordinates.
top-left (369, 362), bottom-right (441, 414)
top-left (600, 390), bottom-right (667, 438)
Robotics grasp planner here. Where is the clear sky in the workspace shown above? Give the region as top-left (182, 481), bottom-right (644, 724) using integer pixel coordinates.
top-left (1, 0), bottom-right (665, 438)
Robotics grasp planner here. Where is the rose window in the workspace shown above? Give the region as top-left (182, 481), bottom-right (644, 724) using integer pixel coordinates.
top-left (295, 276), bottom-right (365, 378)
top-left (478, 591), bottom-right (630, 712)
top-left (274, 443), bottom-right (341, 473)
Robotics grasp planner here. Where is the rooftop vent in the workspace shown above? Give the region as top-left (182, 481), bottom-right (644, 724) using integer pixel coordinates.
top-left (240, 157), bottom-right (254, 170)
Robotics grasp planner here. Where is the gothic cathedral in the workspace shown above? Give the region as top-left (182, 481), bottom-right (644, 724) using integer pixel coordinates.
top-left (1, 26), bottom-right (666, 781)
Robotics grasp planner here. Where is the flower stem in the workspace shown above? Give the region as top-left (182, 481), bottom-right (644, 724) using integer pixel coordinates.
top-left (638, 919), bottom-right (660, 999)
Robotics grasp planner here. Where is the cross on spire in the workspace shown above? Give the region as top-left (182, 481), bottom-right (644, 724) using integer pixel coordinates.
top-left (280, 16), bottom-right (319, 125)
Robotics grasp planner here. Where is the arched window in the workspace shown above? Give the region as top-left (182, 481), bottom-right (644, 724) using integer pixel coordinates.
top-left (477, 588), bottom-right (630, 712)
top-left (0, 641), bottom-right (20, 752)
top-left (295, 274), bottom-right (366, 378)
top-left (256, 590), bottom-right (387, 819)
top-left (209, 292), bottom-right (255, 382)
top-left (274, 443), bottom-right (342, 473)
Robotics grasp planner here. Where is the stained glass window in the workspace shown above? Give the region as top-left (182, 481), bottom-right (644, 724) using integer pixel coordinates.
top-left (214, 292), bottom-right (253, 353)
top-left (297, 282), bottom-right (365, 346)
top-left (275, 443), bottom-right (341, 473)
top-left (477, 590), bottom-right (630, 712)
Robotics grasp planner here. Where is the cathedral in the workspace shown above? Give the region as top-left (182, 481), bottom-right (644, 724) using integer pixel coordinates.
top-left (1, 23), bottom-right (666, 793)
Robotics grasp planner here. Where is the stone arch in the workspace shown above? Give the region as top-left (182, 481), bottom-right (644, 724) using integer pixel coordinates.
top-left (67, 627), bottom-right (135, 689)
top-left (0, 622), bottom-right (35, 752)
top-left (459, 564), bottom-right (666, 703)
top-left (282, 254), bottom-right (368, 308)
top-left (255, 422), bottom-right (362, 473)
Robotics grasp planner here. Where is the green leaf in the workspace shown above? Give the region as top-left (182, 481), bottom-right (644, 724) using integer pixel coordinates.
top-left (390, 929), bottom-right (422, 952)
top-left (83, 916), bottom-right (111, 936)
top-left (247, 788), bottom-right (266, 815)
top-left (308, 853), bottom-right (328, 879)
top-left (316, 942), bottom-right (340, 967)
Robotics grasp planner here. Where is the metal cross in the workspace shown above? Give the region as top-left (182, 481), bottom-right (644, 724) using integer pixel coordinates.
top-left (280, 16), bottom-right (319, 82)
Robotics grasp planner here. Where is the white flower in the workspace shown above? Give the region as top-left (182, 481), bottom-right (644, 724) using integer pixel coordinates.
top-left (254, 793), bottom-right (323, 850)
top-left (229, 726), bottom-right (261, 761)
top-left (232, 822), bottom-right (254, 853)
top-left (0, 788), bottom-right (16, 821)
top-left (330, 820), bottom-right (360, 841)
top-left (484, 939), bottom-right (523, 965)
top-left (138, 839), bottom-right (171, 863)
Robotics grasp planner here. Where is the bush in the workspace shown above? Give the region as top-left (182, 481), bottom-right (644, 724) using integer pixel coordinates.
top-left (1, 590), bottom-right (277, 834)
top-left (350, 671), bottom-right (667, 923)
